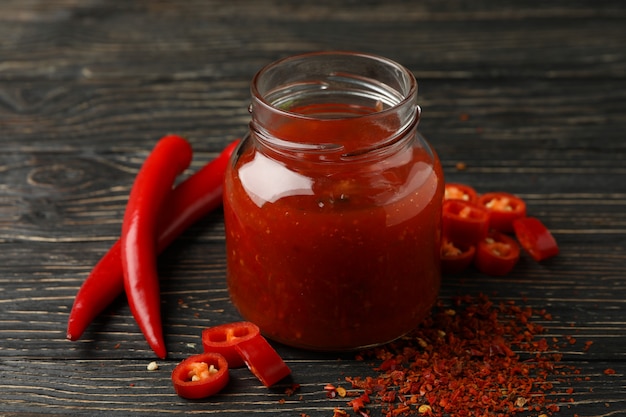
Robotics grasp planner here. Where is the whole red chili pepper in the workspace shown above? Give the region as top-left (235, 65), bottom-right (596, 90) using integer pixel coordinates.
top-left (66, 139), bottom-right (240, 344)
top-left (121, 134), bottom-right (194, 359)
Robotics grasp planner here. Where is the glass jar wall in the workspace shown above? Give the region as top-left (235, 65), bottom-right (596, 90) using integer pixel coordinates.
top-left (223, 51), bottom-right (444, 351)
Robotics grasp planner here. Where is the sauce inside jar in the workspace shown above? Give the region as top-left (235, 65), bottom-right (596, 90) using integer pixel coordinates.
top-left (224, 52), bottom-right (443, 351)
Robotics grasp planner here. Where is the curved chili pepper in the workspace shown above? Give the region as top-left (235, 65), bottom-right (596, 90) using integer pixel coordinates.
top-left (121, 134), bottom-right (194, 359)
top-left (66, 139), bottom-right (240, 344)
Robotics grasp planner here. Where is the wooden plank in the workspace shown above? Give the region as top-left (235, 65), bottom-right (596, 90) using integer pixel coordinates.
top-left (0, 356), bottom-right (623, 416)
top-left (0, 2), bottom-right (625, 82)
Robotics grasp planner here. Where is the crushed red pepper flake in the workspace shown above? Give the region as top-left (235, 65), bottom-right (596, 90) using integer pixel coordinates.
top-left (333, 408), bottom-right (349, 417)
top-left (330, 293), bottom-right (585, 416)
top-left (285, 383), bottom-right (301, 397)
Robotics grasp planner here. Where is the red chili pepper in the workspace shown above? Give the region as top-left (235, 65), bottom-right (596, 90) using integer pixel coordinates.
top-left (441, 238), bottom-right (476, 274)
top-left (66, 139), bottom-right (240, 342)
top-left (474, 231), bottom-right (520, 276)
top-left (171, 352), bottom-right (230, 399)
top-left (513, 217), bottom-right (559, 261)
top-left (121, 134), bottom-right (194, 359)
top-left (444, 182), bottom-right (478, 203)
top-left (477, 192), bottom-right (527, 233)
top-left (442, 199), bottom-right (490, 246)
top-left (235, 334), bottom-right (291, 387)
top-left (202, 321), bottom-right (260, 368)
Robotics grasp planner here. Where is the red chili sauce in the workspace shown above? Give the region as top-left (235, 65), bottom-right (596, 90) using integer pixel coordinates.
top-left (224, 104), bottom-right (443, 351)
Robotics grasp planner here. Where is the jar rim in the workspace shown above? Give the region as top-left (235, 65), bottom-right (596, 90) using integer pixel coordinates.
top-left (250, 51), bottom-right (418, 122)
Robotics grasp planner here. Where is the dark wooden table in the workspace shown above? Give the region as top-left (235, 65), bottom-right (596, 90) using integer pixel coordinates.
top-left (2, 1), bottom-right (625, 416)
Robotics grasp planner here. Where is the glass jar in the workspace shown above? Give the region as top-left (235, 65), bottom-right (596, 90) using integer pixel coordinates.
top-left (223, 51), bottom-right (444, 351)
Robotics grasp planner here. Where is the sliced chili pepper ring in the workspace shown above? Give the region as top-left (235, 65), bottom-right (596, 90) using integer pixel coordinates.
top-left (442, 199), bottom-right (490, 246)
top-left (202, 321), bottom-right (260, 368)
top-left (444, 182), bottom-right (479, 203)
top-left (478, 192), bottom-right (527, 233)
top-left (441, 238), bottom-right (476, 274)
top-left (235, 334), bottom-right (291, 387)
top-left (171, 352), bottom-right (229, 399)
top-left (513, 217), bottom-right (559, 262)
top-left (475, 231), bottom-right (520, 276)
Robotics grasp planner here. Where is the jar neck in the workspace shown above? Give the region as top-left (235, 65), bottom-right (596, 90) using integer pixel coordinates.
top-left (249, 51), bottom-right (420, 161)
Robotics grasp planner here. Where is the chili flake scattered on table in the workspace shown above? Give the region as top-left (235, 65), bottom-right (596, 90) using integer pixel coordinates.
top-left (331, 293), bottom-right (585, 416)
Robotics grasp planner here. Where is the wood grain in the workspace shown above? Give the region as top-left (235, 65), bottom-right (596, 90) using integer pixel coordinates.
top-left (1, 0), bottom-right (625, 416)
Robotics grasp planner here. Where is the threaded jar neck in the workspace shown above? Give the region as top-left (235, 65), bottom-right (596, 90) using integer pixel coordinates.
top-left (249, 51), bottom-right (420, 160)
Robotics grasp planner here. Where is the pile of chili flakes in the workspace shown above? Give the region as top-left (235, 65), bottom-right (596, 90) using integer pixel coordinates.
top-left (327, 293), bottom-right (588, 417)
